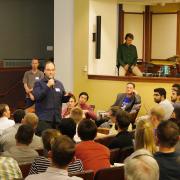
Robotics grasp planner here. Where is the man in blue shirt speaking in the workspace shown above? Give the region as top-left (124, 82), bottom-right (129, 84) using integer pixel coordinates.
top-left (33, 61), bottom-right (70, 131)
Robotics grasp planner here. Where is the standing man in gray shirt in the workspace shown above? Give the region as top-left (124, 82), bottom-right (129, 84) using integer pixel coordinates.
top-left (23, 58), bottom-right (44, 108)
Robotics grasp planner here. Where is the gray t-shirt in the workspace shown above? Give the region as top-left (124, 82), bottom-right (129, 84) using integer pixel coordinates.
top-left (23, 70), bottom-right (44, 89)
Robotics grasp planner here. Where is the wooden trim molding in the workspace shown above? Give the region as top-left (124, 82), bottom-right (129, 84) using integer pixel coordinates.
top-left (144, 6), bottom-right (152, 62)
top-left (177, 11), bottom-right (180, 56)
top-left (118, 4), bottom-right (124, 45)
top-left (88, 75), bottom-right (180, 83)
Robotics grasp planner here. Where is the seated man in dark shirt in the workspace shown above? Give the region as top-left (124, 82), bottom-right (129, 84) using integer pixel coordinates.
top-left (154, 120), bottom-right (180, 180)
top-left (112, 82), bottom-right (141, 113)
top-left (116, 33), bottom-right (142, 77)
top-left (108, 110), bottom-right (133, 149)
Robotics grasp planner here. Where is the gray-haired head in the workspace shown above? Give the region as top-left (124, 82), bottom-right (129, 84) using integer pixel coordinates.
top-left (124, 149), bottom-right (159, 180)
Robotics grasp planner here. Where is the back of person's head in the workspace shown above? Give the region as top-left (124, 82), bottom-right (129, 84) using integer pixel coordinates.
top-left (135, 119), bottom-right (157, 153)
top-left (78, 119), bottom-right (97, 141)
top-left (42, 129), bottom-right (61, 151)
top-left (58, 118), bottom-right (76, 139)
top-left (172, 84), bottom-right (180, 91)
top-left (154, 88), bottom-right (166, 99)
top-left (125, 33), bottom-right (134, 40)
top-left (124, 149), bottom-right (159, 180)
top-left (70, 107), bottom-right (83, 123)
top-left (115, 110), bottom-right (131, 131)
top-left (13, 109), bottom-right (25, 123)
top-left (109, 106), bottom-right (120, 117)
top-left (51, 135), bottom-right (75, 168)
top-left (15, 124), bottom-right (34, 145)
top-left (0, 104), bottom-right (8, 117)
top-left (157, 120), bottom-right (179, 148)
top-left (79, 92), bottom-right (89, 101)
top-left (23, 113), bottom-right (39, 129)
top-left (150, 105), bottom-right (165, 121)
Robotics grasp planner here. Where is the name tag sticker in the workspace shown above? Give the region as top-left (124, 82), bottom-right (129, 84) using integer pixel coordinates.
top-left (35, 77), bottom-right (39, 80)
top-left (55, 88), bottom-right (60, 92)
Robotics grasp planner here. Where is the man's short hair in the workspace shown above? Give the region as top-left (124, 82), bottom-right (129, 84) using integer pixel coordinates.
top-left (15, 124), bottom-right (34, 145)
top-left (157, 120), bottom-right (179, 148)
top-left (125, 33), bottom-right (134, 40)
top-left (172, 84), bottom-right (180, 92)
top-left (0, 104), bottom-right (8, 117)
top-left (42, 129), bottom-right (61, 151)
top-left (109, 106), bottom-right (120, 117)
top-left (13, 109), bottom-right (25, 123)
top-left (23, 113), bottom-right (39, 129)
top-left (70, 107), bottom-right (83, 123)
top-left (116, 110), bottom-right (131, 130)
top-left (124, 149), bottom-right (159, 180)
top-left (79, 92), bottom-right (89, 101)
top-left (154, 88), bottom-right (166, 99)
top-left (127, 82), bottom-right (135, 88)
top-left (78, 119), bottom-right (97, 141)
top-left (44, 61), bottom-right (55, 69)
top-left (51, 135), bottom-right (75, 168)
top-left (58, 118), bottom-right (76, 139)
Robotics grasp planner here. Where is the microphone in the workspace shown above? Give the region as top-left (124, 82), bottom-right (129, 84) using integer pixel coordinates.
top-left (48, 77), bottom-right (55, 88)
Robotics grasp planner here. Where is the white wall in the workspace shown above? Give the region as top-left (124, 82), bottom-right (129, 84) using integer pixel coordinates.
top-left (88, 0), bottom-right (118, 75)
top-left (151, 14), bottom-right (177, 59)
top-left (54, 0), bottom-right (74, 92)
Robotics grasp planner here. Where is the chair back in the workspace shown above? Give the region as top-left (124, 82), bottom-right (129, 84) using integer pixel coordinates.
top-left (69, 170), bottom-right (94, 180)
top-left (19, 163), bottom-right (32, 178)
top-left (119, 146), bottom-right (134, 163)
top-left (130, 104), bottom-right (141, 129)
top-left (94, 166), bottom-right (124, 180)
top-left (110, 148), bottom-right (121, 164)
top-left (95, 135), bottom-right (116, 147)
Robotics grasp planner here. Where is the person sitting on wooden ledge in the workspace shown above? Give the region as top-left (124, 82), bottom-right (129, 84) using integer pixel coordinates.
top-left (117, 33), bottom-right (143, 77)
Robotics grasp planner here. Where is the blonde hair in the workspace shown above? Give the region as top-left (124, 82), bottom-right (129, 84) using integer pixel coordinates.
top-left (150, 105), bottom-right (165, 121)
top-left (70, 107), bottom-right (83, 123)
top-left (135, 119), bottom-right (157, 154)
top-left (23, 113), bottom-right (39, 129)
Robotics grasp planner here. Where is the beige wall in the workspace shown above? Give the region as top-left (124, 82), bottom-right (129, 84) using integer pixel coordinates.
top-left (74, 0), bottom-right (174, 117)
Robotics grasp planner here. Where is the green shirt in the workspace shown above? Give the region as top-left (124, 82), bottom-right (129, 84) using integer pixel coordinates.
top-left (117, 43), bottom-right (138, 67)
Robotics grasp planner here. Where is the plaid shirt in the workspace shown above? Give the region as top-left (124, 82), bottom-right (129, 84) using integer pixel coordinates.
top-left (0, 157), bottom-right (22, 180)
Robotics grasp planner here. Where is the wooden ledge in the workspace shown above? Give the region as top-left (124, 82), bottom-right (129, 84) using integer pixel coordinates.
top-left (88, 75), bottom-right (180, 83)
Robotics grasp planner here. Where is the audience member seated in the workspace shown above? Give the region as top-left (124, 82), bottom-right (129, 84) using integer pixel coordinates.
top-left (124, 149), bottom-right (159, 180)
top-left (135, 119), bottom-right (157, 154)
top-left (62, 95), bottom-right (77, 118)
top-left (136, 105), bottom-right (165, 129)
top-left (70, 107), bottom-right (84, 123)
top-left (154, 120), bottom-right (180, 180)
top-left (29, 129), bottom-right (83, 175)
top-left (108, 110), bottom-right (133, 149)
top-left (0, 104), bottom-right (15, 135)
top-left (75, 119), bottom-right (110, 174)
top-left (0, 156), bottom-right (22, 179)
top-left (112, 82), bottom-right (141, 113)
top-left (171, 84), bottom-right (180, 105)
top-left (153, 88), bottom-right (174, 120)
top-left (2, 124), bottom-right (38, 164)
top-left (0, 113), bottom-right (43, 151)
top-left (100, 106), bottom-right (119, 135)
top-left (58, 118), bottom-right (77, 142)
top-left (77, 92), bottom-right (97, 120)
top-left (2, 109), bottom-right (25, 135)
top-left (26, 135), bottom-right (82, 180)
